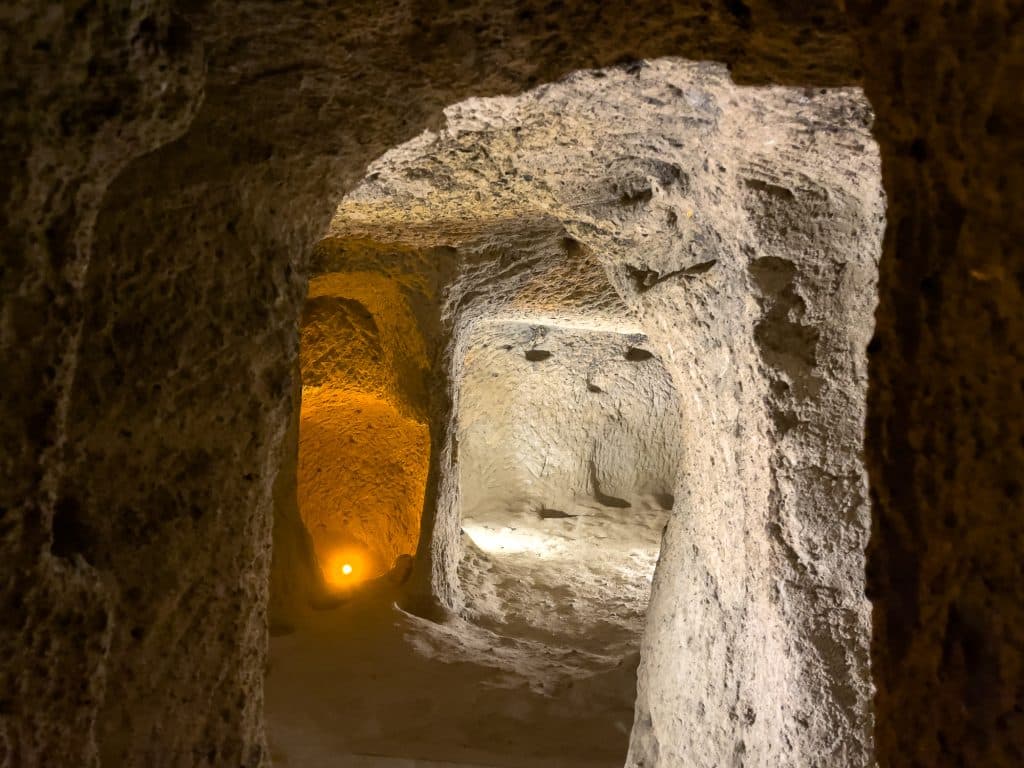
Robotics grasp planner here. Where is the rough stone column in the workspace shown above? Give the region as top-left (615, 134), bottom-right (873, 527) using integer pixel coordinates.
top-left (405, 335), bottom-right (463, 617)
top-left (846, 3), bottom-right (1024, 765)
top-left (405, 287), bottom-right (484, 617)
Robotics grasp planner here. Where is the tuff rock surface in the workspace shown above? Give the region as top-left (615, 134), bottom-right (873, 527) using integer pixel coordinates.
top-left (2, 2), bottom-right (1021, 768)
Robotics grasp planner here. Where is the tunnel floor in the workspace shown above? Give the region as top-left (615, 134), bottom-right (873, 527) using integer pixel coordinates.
top-left (265, 578), bottom-right (638, 768)
top-left (458, 497), bottom-right (669, 661)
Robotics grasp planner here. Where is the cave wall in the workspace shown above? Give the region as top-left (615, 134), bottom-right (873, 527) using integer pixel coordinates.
top-left (293, 273), bottom-right (432, 581)
top-left (267, 360), bottom-right (319, 632)
top-left (1, 2), bottom-right (1019, 768)
top-left (270, 261), bottom-right (442, 620)
top-left (300, 295), bottom-right (388, 395)
top-left (296, 387), bottom-right (429, 579)
top-left (846, 3), bottom-right (1024, 765)
top-left (454, 318), bottom-right (681, 675)
top-left (302, 271), bottom-right (436, 417)
top-left (458, 320), bottom-right (682, 520)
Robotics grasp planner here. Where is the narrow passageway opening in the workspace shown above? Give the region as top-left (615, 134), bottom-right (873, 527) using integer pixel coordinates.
top-left (267, 277), bottom-right (673, 768)
top-left (265, 57), bottom-right (883, 768)
top-left (296, 277), bottom-right (431, 589)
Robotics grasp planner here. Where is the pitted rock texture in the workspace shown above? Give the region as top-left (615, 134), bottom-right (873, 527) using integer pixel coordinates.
top-left (2, 3), bottom-right (1020, 768)
top-left (287, 272), bottom-right (433, 587)
top-left (327, 59), bottom-right (883, 768)
top-left (456, 320), bottom-right (679, 659)
top-left (458, 321), bottom-right (681, 521)
top-left (845, 4), bottom-right (1024, 766)
top-left (297, 388), bottom-right (429, 579)
top-left (302, 271), bottom-right (437, 418)
top-left (1, 3), bottom-right (861, 765)
top-left (300, 297), bottom-right (386, 393)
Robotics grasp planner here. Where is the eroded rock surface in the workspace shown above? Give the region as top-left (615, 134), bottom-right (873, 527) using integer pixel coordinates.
top-left (457, 320), bottom-right (680, 661)
top-left (846, 5), bottom-right (1024, 765)
top-left (287, 271), bottom-right (433, 590)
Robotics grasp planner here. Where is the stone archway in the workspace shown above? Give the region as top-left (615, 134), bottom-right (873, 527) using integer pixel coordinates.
top-left (265, 59), bottom-right (883, 767)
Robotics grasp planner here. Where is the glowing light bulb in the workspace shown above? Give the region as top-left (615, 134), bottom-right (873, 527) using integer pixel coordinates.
top-left (323, 549), bottom-right (372, 589)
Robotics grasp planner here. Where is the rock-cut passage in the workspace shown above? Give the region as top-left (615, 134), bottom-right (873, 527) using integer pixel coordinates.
top-left (267, 58), bottom-right (882, 768)
top-left (298, 387), bottom-right (428, 586)
top-left (296, 287), bottom-right (430, 588)
top-left (267, 318), bottom-right (684, 768)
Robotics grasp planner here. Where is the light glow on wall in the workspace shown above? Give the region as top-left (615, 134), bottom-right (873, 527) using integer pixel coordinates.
top-left (462, 524), bottom-right (559, 557)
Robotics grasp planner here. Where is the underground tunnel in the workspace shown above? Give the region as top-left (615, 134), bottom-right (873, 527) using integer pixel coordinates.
top-left (263, 59), bottom-right (885, 767)
top-left (296, 273), bottom-right (431, 588)
top-left (6, 3), bottom-right (1020, 768)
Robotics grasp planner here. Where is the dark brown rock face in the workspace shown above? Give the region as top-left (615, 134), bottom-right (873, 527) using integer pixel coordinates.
top-left (846, 2), bottom-right (1024, 766)
top-left (0, 1), bottom-right (1019, 767)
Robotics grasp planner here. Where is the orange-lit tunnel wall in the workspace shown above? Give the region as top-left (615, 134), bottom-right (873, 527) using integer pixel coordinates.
top-left (297, 273), bottom-right (431, 589)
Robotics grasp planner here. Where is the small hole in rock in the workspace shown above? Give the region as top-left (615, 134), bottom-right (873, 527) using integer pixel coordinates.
top-left (625, 347), bottom-right (654, 361)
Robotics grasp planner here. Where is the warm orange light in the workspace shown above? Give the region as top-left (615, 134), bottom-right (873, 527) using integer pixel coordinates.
top-left (297, 388), bottom-right (429, 582)
top-left (323, 548), bottom-right (375, 589)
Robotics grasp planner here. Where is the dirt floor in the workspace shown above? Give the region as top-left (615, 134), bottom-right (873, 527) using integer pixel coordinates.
top-left (265, 579), bottom-right (638, 768)
top-left (265, 489), bottom-right (667, 768)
